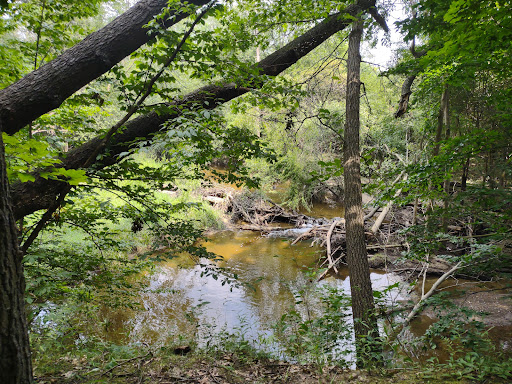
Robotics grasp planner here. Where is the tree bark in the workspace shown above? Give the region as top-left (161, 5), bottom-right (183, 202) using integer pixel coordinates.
top-left (0, 0), bottom-right (210, 136)
top-left (433, 95), bottom-right (445, 158)
top-left (343, 19), bottom-right (380, 367)
top-left (11, 0), bottom-right (378, 220)
top-left (0, 123), bottom-right (33, 383)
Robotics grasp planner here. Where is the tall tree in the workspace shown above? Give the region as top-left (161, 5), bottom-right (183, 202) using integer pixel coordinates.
top-left (343, 17), bottom-right (380, 366)
top-left (0, 124), bottom-right (32, 384)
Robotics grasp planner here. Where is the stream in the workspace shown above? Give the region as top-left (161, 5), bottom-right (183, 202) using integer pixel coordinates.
top-left (100, 226), bottom-right (404, 361)
top-left (97, 201), bottom-right (512, 363)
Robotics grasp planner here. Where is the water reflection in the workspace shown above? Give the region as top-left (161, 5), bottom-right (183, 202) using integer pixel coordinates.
top-left (101, 230), bottom-right (404, 357)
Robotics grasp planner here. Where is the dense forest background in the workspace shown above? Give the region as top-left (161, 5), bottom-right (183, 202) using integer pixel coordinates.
top-left (0, 0), bottom-right (511, 382)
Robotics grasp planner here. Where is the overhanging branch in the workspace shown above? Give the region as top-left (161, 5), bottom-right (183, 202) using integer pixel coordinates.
top-left (0, 0), bottom-right (210, 135)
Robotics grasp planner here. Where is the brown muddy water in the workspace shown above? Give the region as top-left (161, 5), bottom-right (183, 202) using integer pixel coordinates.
top-left (99, 230), bottom-right (404, 361)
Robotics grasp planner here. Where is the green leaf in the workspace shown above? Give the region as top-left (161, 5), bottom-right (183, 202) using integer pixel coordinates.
top-left (18, 173), bottom-right (36, 183)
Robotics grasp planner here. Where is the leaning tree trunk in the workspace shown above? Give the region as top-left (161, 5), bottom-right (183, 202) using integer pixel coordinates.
top-left (0, 123), bottom-right (33, 383)
top-left (0, 0), bottom-right (210, 136)
top-left (343, 19), bottom-right (381, 367)
top-left (10, 0), bottom-right (379, 220)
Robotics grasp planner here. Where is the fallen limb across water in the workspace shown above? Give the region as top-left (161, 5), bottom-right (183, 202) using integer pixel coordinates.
top-left (403, 261), bottom-right (463, 326)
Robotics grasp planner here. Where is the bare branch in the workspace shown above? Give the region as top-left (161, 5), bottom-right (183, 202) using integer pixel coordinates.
top-left (403, 261), bottom-right (463, 326)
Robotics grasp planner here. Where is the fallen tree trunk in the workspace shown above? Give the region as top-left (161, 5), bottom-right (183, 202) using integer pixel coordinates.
top-left (11, 0), bottom-right (379, 220)
top-left (236, 224), bottom-right (284, 232)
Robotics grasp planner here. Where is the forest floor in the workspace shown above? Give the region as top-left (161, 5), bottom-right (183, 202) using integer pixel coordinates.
top-left (35, 349), bottom-right (484, 383)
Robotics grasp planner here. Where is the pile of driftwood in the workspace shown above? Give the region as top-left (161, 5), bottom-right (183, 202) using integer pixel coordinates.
top-left (200, 188), bottom-right (458, 279)
top-left (201, 188), bottom-right (323, 230)
top-left (228, 191), bottom-right (303, 228)
top-left (289, 207), bottom-right (409, 279)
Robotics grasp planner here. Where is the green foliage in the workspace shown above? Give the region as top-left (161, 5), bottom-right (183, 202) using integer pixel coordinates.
top-left (416, 294), bottom-right (512, 382)
top-left (154, 106), bottom-right (276, 188)
top-left (202, 320), bottom-right (272, 365)
top-left (3, 133), bottom-right (87, 184)
top-left (21, 150), bottom-right (229, 328)
top-left (3, 0), bottom-right (512, 380)
top-left (273, 278), bottom-right (353, 366)
top-left (25, 241), bottom-right (149, 318)
top-left (273, 153), bottom-right (327, 210)
top-left (0, 0), bottom-right (106, 87)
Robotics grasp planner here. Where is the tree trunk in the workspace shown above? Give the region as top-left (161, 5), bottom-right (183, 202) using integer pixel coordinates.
top-left (0, 0), bottom-right (209, 136)
top-left (0, 123), bottom-right (33, 383)
top-left (344, 19), bottom-right (380, 367)
top-left (461, 156), bottom-right (470, 192)
top-left (10, 1), bottom-right (378, 220)
top-left (433, 89), bottom-right (448, 158)
top-left (441, 90), bottom-right (450, 231)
